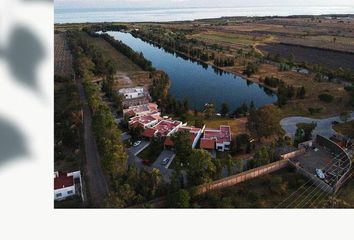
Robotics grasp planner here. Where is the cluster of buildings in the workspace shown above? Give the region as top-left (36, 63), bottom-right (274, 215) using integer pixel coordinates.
top-left (121, 87), bottom-right (232, 152)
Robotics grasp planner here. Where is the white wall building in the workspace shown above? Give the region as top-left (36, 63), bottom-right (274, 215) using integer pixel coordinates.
top-left (54, 171), bottom-right (82, 201)
top-left (119, 87), bottom-right (145, 100)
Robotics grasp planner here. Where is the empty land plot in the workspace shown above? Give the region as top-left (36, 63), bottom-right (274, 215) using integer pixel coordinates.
top-left (54, 33), bottom-right (73, 78)
top-left (333, 120), bottom-right (354, 138)
top-left (278, 35), bottom-right (354, 53)
top-left (205, 117), bottom-right (248, 135)
top-left (189, 30), bottom-right (263, 47)
top-left (259, 43), bottom-right (354, 71)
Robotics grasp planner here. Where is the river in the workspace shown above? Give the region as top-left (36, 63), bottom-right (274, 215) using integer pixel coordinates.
top-left (105, 31), bottom-right (277, 111)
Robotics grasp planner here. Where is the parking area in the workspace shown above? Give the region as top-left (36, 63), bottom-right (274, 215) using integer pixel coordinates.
top-left (151, 149), bottom-right (176, 170)
top-left (127, 140), bottom-right (150, 156)
top-left (293, 145), bottom-right (334, 174)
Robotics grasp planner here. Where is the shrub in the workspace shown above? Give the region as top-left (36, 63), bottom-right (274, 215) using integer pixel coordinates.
top-left (318, 93), bottom-right (334, 103)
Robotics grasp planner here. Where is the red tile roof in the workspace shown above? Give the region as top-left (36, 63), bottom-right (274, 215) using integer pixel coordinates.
top-left (203, 125), bottom-right (231, 144)
top-left (142, 128), bottom-right (156, 138)
top-left (153, 120), bottom-right (182, 136)
top-left (200, 138), bottom-right (216, 150)
top-left (54, 174), bottom-right (74, 190)
top-left (164, 137), bottom-right (174, 146)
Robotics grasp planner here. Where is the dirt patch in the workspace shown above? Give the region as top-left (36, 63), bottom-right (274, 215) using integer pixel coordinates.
top-left (259, 43), bottom-right (354, 71)
top-left (54, 33), bottom-right (73, 78)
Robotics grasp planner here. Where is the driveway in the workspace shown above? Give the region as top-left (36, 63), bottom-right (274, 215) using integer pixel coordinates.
top-left (127, 140), bottom-right (150, 156)
top-left (126, 147), bottom-right (174, 183)
top-left (120, 132), bottom-right (131, 142)
top-left (280, 112), bottom-right (354, 139)
top-left (152, 149), bottom-right (176, 169)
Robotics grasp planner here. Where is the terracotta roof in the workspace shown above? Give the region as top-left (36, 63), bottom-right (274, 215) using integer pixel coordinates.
top-left (164, 137), bottom-right (174, 146)
top-left (203, 125), bottom-right (231, 144)
top-left (200, 138), bottom-right (216, 150)
top-left (142, 128), bottom-right (156, 138)
top-left (54, 174), bottom-right (74, 190)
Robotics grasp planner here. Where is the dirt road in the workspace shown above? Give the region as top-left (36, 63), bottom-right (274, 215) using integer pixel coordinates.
top-left (76, 76), bottom-right (109, 207)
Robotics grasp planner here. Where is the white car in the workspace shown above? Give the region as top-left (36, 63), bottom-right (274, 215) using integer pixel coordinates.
top-left (161, 158), bottom-right (170, 165)
top-left (316, 169), bottom-right (325, 180)
top-left (133, 141), bottom-right (141, 147)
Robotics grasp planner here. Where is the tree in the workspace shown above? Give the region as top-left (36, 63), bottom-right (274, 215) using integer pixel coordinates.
top-left (220, 102), bottom-right (229, 117)
top-left (129, 125), bottom-right (144, 142)
top-left (243, 62), bottom-right (259, 77)
top-left (247, 105), bottom-right (281, 139)
top-left (194, 118), bottom-right (205, 128)
top-left (204, 103), bottom-right (215, 119)
top-left (225, 154), bottom-right (234, 176)
top-left (171, 130), bottom-right (193, 168)
top-left (340, 111), bottom-right (350, 123)
top-left (296, 86), bottom-right (306, 99)
top-left (186, 149), bottom-right (216, 185)
top-left (250, 146), bottom-right (272, 168)
top-left (166, 189), bottom-right (191, 208)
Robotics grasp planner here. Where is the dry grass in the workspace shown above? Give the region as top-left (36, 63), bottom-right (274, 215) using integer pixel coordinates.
top-left (205, 117), bottom-right (248, 135)
top-left (333, 120), bottom-right (354, 138)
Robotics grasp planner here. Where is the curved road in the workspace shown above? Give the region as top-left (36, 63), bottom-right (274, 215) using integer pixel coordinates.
top-left (280, 112), bottom-right (354, 139)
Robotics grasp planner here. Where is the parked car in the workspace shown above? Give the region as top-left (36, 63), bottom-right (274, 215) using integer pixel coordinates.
top-left (316, 169), bottom-right (325, 179)
top-left (133, 141), bottom-right (141, 147)
top-left (142, 159), bottom-right (149, 165)
top-left (161, 158), bottom-right (170, 165)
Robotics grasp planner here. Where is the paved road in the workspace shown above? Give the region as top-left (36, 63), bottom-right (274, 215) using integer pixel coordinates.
top-left (76, 77), bottom-right (109, 207)
top-left (280, 112), bottom-right (354, 139)
top-left (152, 149), bottom-right (175, 169)
top-left (128, 140), bottom-right (150, 156)
top-left (126, 142), bottom-right (174, 183)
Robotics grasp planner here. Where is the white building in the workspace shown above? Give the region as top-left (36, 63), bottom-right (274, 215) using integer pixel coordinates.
top-left (200, 125), bottom-right (231, 152)
top-left (119, 87), bottom-right (145, 100)
top-left (54, 171), bottom-right (82, 201)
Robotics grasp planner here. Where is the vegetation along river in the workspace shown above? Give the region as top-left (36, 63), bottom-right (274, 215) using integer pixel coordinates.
top-left (105, 31), bottom-right (277, 112)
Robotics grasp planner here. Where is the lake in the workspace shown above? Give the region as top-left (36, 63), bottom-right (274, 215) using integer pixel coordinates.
top-left (104, 31), bottom-right (277, 112)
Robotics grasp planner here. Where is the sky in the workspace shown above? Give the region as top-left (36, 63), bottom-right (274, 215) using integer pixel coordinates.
top-left (55, 0), bottom-right (354, 9)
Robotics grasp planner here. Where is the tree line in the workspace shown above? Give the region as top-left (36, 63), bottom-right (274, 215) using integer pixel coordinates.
top-left (67, 31), bottom-right (167, 207)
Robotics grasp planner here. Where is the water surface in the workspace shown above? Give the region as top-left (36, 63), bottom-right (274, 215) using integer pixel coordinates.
top-left (105, 31), bottom-right (277, 111)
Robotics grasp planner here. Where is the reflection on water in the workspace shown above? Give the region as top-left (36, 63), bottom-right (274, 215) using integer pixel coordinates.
top-left (105, 31), bottom-right (277, 111)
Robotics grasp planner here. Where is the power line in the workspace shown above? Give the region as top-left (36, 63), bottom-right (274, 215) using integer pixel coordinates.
top-left (280, 145), bottom-right (352, 208)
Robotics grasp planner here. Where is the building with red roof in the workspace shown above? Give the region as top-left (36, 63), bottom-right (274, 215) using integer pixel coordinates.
top-left (123, 103), bottom-right (159, 118)
top-left (200, 125), bottom-right (231, 152)
top-left (54, 171), bottom-right (82, 201)
top-left (129, 113), bottom-right (161, 129)
top-left (142, 119), bottom-right (185, 139)
top-left (164, 125), bottom-right (204, 149)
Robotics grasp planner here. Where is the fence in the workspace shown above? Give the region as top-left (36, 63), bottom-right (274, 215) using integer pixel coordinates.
top-left (280, 148), bottom-right (306, 160)
top-left (196, 159), bottom-right (289, 194)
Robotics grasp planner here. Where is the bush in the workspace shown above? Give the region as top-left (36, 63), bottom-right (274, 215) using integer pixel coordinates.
top-left (264, 76), bottom-right (282, 88)
top-left (308, 107), bottom-right (323, 115)
top-left (243, 62), bottom-right (259, 77)
top-left (318, 93), bottom-right (334, 103)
